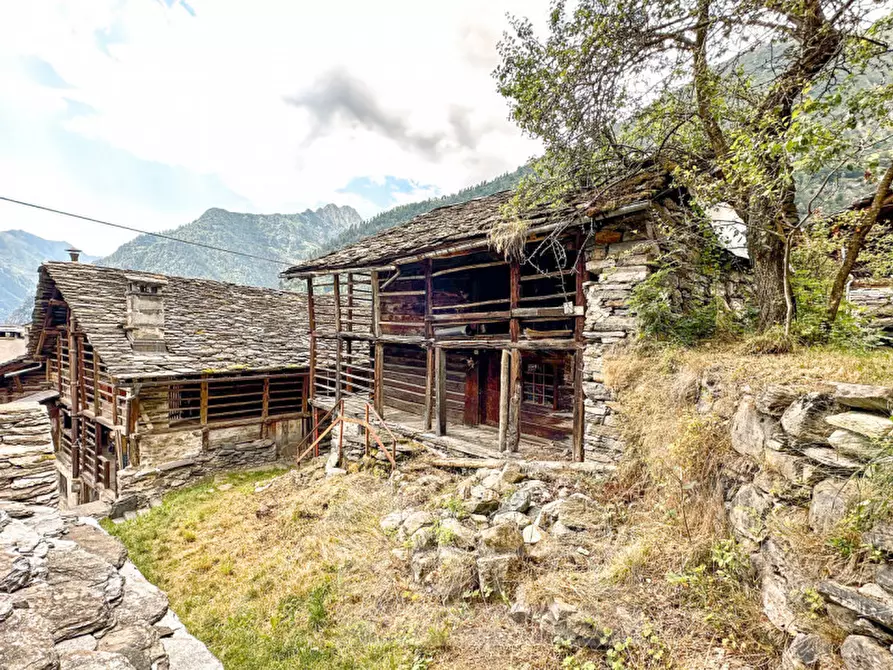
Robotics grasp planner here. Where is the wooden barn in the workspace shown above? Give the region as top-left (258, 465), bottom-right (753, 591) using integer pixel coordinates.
top-left (282, 172), bottom-right (712, 462)
top-left (26, 261), bottom-right (311, 508)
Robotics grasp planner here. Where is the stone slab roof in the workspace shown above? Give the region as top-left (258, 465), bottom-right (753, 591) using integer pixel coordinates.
top-left (28, 263), bottom-right (309, 382)
top-left (283, 171), bottom-right (671, 275)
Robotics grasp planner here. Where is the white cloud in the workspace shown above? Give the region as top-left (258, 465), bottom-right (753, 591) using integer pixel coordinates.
top-left (0, 0), bottom-right (543, 255)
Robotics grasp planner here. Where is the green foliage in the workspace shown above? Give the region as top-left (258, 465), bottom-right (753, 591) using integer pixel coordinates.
top-left (789, 219), bottom-right (881, 348)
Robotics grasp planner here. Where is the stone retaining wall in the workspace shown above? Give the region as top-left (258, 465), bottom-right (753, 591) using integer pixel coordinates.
top-left (0, 501), bottom-right (221, 669)
top-left (726, 381), bottom-right (893, 668)
top-left (0, 403), bottom-right (57, 507)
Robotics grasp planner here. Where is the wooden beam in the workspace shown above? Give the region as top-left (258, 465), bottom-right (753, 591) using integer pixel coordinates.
top-left (435, 347), bottom-right (446, 436)
top-left (572, 348), bottom-right (585, 463)
top-left (497, 349), bottom-right (510, 452)
top-left (424, 259), bottom-right (433, 339)
top-left (200, 377), bottom-right (208, 427)
top-left (334, 338), bottom-right (343, 402)
top-left (510, 259), bottom-right (521, 342)
top-left (575, 230), bottom-right (586, 341)
top-left (424, 346), bottom-right (434, 431)
top-left (333, 274), bottom-right (342, 332)
top-left (373, 342), bottom-right (384, 416)
top-left (431, 260), bottom-right (507, 278)
top-left (507, 349), bottom-right (522, 452)
top-left (371, 271), bottom-right (381, 338)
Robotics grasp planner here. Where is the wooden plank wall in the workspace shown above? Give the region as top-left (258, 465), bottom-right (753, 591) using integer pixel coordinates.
top-left (381, 344), bottom-right (428, 416)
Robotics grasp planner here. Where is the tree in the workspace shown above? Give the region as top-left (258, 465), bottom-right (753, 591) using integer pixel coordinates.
top-left (496, 0), bottom-right (893, 330)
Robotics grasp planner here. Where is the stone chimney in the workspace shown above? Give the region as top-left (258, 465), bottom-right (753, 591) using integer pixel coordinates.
top-left (124, 274), bottom-right (168, 353)
top-left (65, 248), bottom-right (81, 262)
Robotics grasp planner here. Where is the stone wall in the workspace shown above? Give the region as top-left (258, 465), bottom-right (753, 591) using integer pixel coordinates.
top-left (581, 208), bottom-right (749, 464)
top-left (0, 501), bottom-right (221, 669)
top-left (0, 403), bottom-right (57, 507)
top-left (726, 382), bottom-right (893, 668)
top-left (850, 280), bottom-right (893, 344)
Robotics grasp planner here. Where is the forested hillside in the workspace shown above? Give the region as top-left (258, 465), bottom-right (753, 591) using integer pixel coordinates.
top-left (98, 204), bottom-right (362, 288)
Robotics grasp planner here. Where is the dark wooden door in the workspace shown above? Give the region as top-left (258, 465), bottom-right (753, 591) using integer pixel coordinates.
top-left (481, 352), bottom-right (501, 426)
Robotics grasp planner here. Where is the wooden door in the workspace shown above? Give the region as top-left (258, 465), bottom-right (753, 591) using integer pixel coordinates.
top-left (481, 352), bottom-right (502, 426)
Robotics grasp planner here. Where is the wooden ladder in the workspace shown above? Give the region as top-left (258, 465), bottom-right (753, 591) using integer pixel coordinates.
top-left (295, 399), bottom-right (398, 470)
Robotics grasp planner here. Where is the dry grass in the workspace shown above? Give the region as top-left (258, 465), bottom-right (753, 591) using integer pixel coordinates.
top-left (105, 465), bottom-right (561, 670)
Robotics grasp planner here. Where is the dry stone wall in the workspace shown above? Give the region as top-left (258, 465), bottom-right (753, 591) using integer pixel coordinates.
top-left (0, 403), bottom-right (57, 507)
top-left (0, 501), bottom-right (221, 670)
top-left (726, 381), bottom-right (893, 669)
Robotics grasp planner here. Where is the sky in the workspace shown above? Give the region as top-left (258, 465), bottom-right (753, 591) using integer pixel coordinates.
top-left (0, 0), bottom-right (544, 256)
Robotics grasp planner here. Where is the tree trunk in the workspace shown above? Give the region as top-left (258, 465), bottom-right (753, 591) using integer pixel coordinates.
top-left (825, 163), bottom-right (893, 327)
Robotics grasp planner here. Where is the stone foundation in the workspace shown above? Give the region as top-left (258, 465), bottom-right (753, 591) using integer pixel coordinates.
top-left (0, 403), bottom-right (57, 507)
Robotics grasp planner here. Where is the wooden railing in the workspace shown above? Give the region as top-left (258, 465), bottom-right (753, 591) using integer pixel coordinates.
top-left (296, 399), bottom-right (397, 469)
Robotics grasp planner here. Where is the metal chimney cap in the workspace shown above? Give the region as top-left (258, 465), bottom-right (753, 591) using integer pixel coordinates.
top-left (65, 248), bottom-right (82, 262)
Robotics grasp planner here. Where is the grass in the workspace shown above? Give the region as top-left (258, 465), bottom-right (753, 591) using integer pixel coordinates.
top-left (104, 465), bottom-right (560, 669)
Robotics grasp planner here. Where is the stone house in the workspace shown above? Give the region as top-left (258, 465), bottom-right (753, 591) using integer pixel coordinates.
top-left (282, 171), bottom-right (749, 465)
top-left (25, 261), bottom-right (311, 510)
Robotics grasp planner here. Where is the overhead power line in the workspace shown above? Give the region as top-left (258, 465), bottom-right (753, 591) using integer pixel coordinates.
top-left (0, 195), bottom-right (295, 267)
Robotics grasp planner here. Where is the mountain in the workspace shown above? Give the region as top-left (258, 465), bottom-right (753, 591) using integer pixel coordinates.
top-left (0, 230), bottom-right (98, 323)
top-left (98, 204), bottom-right (363, 288)
top-left (319, 167), bottom-right (530, 254)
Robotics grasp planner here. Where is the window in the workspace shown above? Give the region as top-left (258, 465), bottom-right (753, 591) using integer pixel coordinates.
top-left (169, 383), bottom-right (201, 426)
top-left (523, 362), bottom-right (556, 407)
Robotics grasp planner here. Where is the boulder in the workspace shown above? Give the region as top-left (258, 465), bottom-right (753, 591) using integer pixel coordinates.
top-left (0, 552), bottom-right (32, 593)
top-left (819, 581), bottom-right (893, 628)
top-left (402, 511), bottom-right (435, 536)
top-left (476, 554), bottom-right (520, 600)
top-left (826, 412), bottom-right (893, 440)
top-left (731, 397), bottom-right (779, 459)
top-left (801, 447), bottom-right (862, 472)
top-left (781, 393), bottom-right (837, 441)
top-left (492, 511), bottom-right (531, 528)
top-left (64, 524), bottom-right (128, 569)
top-left (763, 446), bottom-right (820, 486)
top-left (864, 523), bottom-right (893, 554)
top-left (429, 547), bottom-right (477, 602)
top-left (480, 524), bottom-right (523, 555)
top-left (780, 633), bottom-right (831, 670)
top-left (499, 490), bottom-right (531, 514)
top-left (410, 550), bottom-right (438, 583)
top-left (155, 610), bottom-right (223, 670)
top-left (809, 478), bottom-right (861, 534)
top-left (58, 650), bottom-right (138, 669)
top-left (756, 385), bottom-right (800, 417)
top-left (839, 634), bottom-right (893, 670)
top-left (729, 484), bottom-right (773, 543)
top-left (752, 540), bottom-right (805, 634)
top-left (96, 623), bottom-right (165, 670)
top-left (828, 430), bottom-right (879, 461)
top-left (522, 524), bottom-right (543, 545)
top-left (437, 518), bottom-right (476, 550)
top-left (499, 462), bottom-right (525, 485)
top-left (508, 584), bottom-right (533, 623)
top-left (463, 489), bottom-right (499, 515)
top-left (0, 608), bottom-right (57, 670)
top-left (826, 603), bottom-right (893, 646)
top-left (379, 511), bottom-right (406, 533)
top-left (557, 494), bottom-right (607, 533)
top-left (410, 527), bottom-right (436, 550)
top-left (517, 480), bottom-right (552, 505)
top-left (538, 599), bottom-right (607, 649)
top-left (830, 383), bottom-right (893, 413)
top-left (876, 564), bottom-right (893, 594)
top-left (114, 562), bottom-right (169, 626)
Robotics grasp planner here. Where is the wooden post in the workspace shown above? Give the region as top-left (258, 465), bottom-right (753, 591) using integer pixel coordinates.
top-left (337, 399), bottom-right (344, 464)
top-left (335, 338), bottom-right (343, 402)
top-left (307, 277), bottom-right (316, 402)
top-left (333, 273), bottom-right (342, 332)
top-left (200, 377), bottom-right (208, 426)
top-left (510, 259), bottom-right (521, 342)
top-left (435, 346), bottom-right (446, 436)
top-left (261, 376), bottom-right (270, 425)
top-left (364, 403), bottom-right (370, 456)
top-left (507, 349), bottom-right (522, 452)
top-left (424, 346), bottom-right (434, 431)
top-left (371, 271), bottom-right (381, 338)
top-left (93, 356), bottom-right (100, 415)
top-left (572, 348), bottom-right (585, 462)
top-left (424, 260), bottom-right (433, 340)
top-left (56, 337), bottom-right (62, 395)
top-left (574, 231), bottom-right (586, 341)
top-left (373, 342), bottom-right (384, 416)
top-left (67, 312), bottom-right (78, 451)
top-left (497, 349), bottom-right (510, 452)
